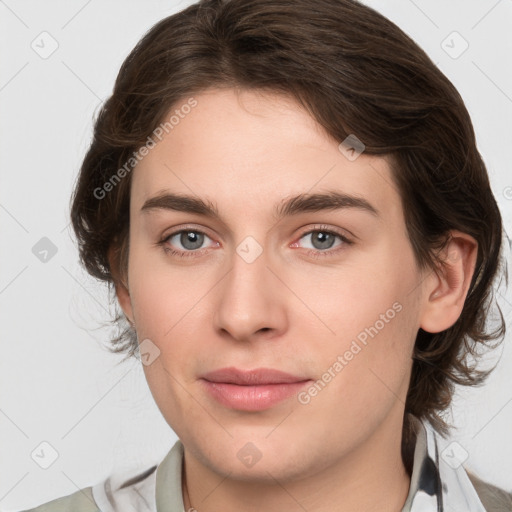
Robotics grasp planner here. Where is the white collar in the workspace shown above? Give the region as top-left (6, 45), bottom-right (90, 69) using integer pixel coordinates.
top-left (401, 415), bottom-right (486, 511)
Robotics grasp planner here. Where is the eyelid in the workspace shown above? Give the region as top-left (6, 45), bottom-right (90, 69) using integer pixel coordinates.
top-left (285, 225), bottom-right (353, 260)
top-left (157, 224), bottom-right (219, 257)
top-left (161, 223), bottom-right (217, 243)
top-left (293, 224), bottom-right (353, 245)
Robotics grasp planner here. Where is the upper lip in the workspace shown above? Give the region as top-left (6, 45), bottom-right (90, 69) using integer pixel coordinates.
top-left (201, 367), bottom-right (310, 385)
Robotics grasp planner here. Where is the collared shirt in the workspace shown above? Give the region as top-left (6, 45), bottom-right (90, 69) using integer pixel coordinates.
top-left (22, 416), bottom-right (509, 512)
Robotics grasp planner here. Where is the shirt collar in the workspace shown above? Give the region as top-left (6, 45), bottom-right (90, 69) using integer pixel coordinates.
top-left (155, 417), bottom-right (487, 512)
top-left (155, 439), bottom-right (185, 511)
top-left (401, 414), bottom-right (487, 511)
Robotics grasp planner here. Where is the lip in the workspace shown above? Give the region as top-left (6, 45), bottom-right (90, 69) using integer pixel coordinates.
top-left (200, 367), bottom-right (312, 411)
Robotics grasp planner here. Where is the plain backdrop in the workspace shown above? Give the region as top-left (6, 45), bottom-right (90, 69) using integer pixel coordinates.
top-left (1, 0), bottom-right (511, 510)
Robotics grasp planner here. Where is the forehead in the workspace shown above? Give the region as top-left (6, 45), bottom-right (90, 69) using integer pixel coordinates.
top-left (131, 88), bottom-right (402, 223)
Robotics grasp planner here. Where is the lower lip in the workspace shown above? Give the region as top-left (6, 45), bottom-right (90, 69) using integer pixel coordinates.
top-left (201, 379), bottom-right (312, 411)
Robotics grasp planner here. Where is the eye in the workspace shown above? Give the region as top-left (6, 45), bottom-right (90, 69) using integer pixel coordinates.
top-left (159, 228), bottom-right (218, 258)
top-left (292, 225), bottom-right (353, 257)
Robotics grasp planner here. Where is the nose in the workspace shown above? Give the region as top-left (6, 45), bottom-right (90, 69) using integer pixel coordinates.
top-left (213, 242), bottom-right (288, 343)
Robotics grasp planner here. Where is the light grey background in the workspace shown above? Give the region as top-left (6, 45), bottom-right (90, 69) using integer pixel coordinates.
top-left (1, 1), bottom-right (511, 510)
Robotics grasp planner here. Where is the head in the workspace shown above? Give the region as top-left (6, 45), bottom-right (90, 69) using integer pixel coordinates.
top-left (70, 0), bottom-right (505, 479)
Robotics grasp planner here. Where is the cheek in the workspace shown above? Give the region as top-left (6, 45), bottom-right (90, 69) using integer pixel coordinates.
top-left (130, 253), bottom-right (212, 429)
top-left (128, 243), bottom-right (211, 337)
top-left (127, 245), bottom-right (219, 406)
top-left (294, 246), bottom-right (417, 343)
top-left (295, 247), bottom-right (419, 403)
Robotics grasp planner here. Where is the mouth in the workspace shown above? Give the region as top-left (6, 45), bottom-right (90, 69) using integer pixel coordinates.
top-left (200, 367), bottom-right (312, 411)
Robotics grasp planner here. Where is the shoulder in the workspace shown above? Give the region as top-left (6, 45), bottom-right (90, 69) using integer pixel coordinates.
top-left (18, 464), bottom-right (157, 512)
top-left (467, 470), bottom-right (512, 512)
top-left (19, 440), bottom-right (181, 512)
top-left (19, 487), bottom-right (100, 512)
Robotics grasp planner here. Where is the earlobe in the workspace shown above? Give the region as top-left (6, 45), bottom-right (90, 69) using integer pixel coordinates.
top-left (419, 230), bottom-right (478, 334)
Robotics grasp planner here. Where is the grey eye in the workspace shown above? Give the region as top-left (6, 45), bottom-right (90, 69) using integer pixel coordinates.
top-left (300, 231), bottom-right (340, 250)
top-left (171, 230), bottom-right (207, 251)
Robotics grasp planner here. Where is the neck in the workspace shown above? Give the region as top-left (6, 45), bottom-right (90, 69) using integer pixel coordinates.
top-left (182, 410), bottom-right (412, 512)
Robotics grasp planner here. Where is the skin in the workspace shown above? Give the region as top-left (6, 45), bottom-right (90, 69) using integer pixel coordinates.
top-left (112, 88), bottom-right (478, 512)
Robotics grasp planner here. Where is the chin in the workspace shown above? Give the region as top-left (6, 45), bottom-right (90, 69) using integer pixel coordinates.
top-left (188, 432), bottom-right (321, 482)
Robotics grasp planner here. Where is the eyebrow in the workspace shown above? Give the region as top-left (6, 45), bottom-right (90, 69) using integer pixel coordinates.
top-left (140, 190), bottom-right (380, 220)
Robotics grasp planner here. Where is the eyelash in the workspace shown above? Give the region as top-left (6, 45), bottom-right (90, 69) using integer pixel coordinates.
top-left (157, 224), bottom-right (353, 260)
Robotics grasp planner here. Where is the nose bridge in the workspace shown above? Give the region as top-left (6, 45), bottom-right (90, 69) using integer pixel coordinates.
top-left (213, 236), bottom-right (287, 340)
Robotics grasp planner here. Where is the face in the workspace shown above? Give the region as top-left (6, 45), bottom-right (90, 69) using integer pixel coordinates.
top-left (117, 87), bottom-right (432, 482)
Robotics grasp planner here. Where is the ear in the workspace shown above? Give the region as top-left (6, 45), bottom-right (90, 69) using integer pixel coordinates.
top-left (419, 230), bottom-right (478, 333)
top-left (107, 244), bottom-right (135, 328)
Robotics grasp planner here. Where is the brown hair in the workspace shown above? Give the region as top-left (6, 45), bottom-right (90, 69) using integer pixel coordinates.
top-left (70, 0), bottom-right (507, 448)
